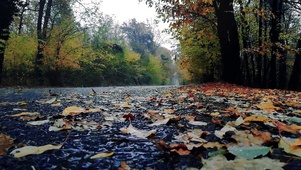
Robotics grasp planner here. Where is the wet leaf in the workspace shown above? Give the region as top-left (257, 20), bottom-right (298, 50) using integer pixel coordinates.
top-left (27, 120), bottom-right (49, 125)
top-left (120, 124), bottom-right (156, 139)
top-left (228, 146), bottom-right (270, 159)
top-left (148, 118), bottom-right (170, 126)
top-left (202, 155), bottom-right (285, 170)
top-left (90, 152), bottom-right (114, 159)
top-left (10, 144), bottom-right (62, 158)
top-left (0, 134), bottom-right (14, 156)
top-left (10, 112), bottom-right (39, 117)
top-left (214, 124), bottom-right (236, 138)
top-left (171, 148), bottom-right (190, 155)
top-left (123, 113), bottom-right (135, 120)
top-left (118, 161), bottom-right (131, 170)
top-left (62, 106), bottom-right (86, 116)
top-left (279, 137), bottom-right (301, 157)
top-left (45, 97), bottom-right (56, 104)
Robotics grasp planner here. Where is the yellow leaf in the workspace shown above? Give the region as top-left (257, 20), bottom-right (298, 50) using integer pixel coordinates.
top-left (62, 106), bottom-right (86, 116)
top-left (10, 112), bottom-right (39, 117)
top-left (244, 115), bottom-right (270, 122)
top-left (10, 144), bottom-right (62, 158)
top-left (122, 102), bottom-right (132, 109)
top-left (255, 100), bottom-right (281, 113)
top-left (90, 152), bottom-right (114, 159)
top-left (163, 109), bottom-right (174, 114)
top-left (87, 108), bottom-right (101, 112)
top-left (279, 137), bottom-right (301, 157)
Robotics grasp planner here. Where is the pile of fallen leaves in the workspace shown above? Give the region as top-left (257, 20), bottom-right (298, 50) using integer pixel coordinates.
top-left (1, 83), bottom-right (301, 169)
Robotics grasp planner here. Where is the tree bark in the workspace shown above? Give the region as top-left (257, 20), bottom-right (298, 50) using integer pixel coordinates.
top-left (213, 0), bottom-right (241, 84)
top-left (0, 0), bottom-right (19, 85)
top-left (35, 0), bottom-right (52, 85)
top-left (268, 0), bottom-right (283, 89)
top-left (257, 0), bottom-right (263, 87)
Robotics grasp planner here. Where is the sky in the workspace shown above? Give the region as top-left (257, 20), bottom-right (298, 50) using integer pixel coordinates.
top-left (80, 0), bottom-right (175, 49)
top-left (100, 0), bottom-right (158, 23)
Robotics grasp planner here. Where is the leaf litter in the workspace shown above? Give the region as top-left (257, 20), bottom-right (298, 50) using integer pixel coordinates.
top-left (0, 83), bottom-right (301, 169)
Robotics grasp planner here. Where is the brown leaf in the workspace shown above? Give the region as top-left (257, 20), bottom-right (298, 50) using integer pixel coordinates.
top-left (0, 134), bottom-right (14, 155)
top-left (118, 161), bottom-right (131, 170)
top-left (251, 129), bottom-right (272, 143)
top-left (272, 120), bottom-right (301, 134)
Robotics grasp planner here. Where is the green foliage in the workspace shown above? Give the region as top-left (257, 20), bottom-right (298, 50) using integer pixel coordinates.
top-left (0, 1), bottom-right (173, 87)
top-left (3, 34), bottom-right (36, 85)
top-left (178, 17), bottom-right (221, 83)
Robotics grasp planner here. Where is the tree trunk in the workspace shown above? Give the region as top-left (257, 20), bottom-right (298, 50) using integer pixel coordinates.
top-left (239, 0), bottom-right (251, 86)
top-left (213, 0), bottom-right (241, 84)
top-left (262, 5), bottom-right (269, 88)
top-left (18, 0), bottom-right (29, 35)
top-left (35, 0), bottom-right (52, 85)
top-left (0, 0), bottom-right (18, 85)
top-left (268, 0), bottom-right (283, 89)
top-left (288, 37), bottom-right (301, 91)
top-left (257, 0), bottom-right (263, 87)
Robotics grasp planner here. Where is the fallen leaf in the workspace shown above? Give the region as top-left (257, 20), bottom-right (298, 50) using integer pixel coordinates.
top-left (51, 103), bottom-right (62, 107)
top-left (255, 100), bottom-right (281, 113)
top-left (62, 106), bottom-right (86, 116)
top-left (171, 148), bottom-right (190, 155)
top-left (148, 118), bottom-right (170, 126)
top-left (244, 115), bottom-right (270, 122)
top-left (279, 137), bottom-right (301, 157)
top-left (203, 142), bottom-right (225, 149)
top-left (122, 102), bottom-right (132, 109)
top-left (214, 124), bottom-right (236, 138)
top-left (185, 116), bottom-right (207, 126)
top-left (202, 155), bottom-right (285, 170)
top-left (120, 124), bottom-right (156, 139)
top-left (228, 146), bottom-right (270, 159)
top-left (251, 129), bottom-right (272, 143)
top-left (27, 120), bottom-right (49, 125)
top-left (10, 112), bottom-right (39, 117)
top-left (118, 161), bottom-right (131, 170)
top-left (62, 106), bottom-right (100, 116)
top-left (10, 144), bottom-right (62, 158)
top-left (234, 116), bottom-right (244, 126)
top-left (163, 109), bottom-right (174, 114)
top-left (123, 113), bottom-right (135, 120)
top-left (45, 97), bottom-right (56, 104)
top-left (272, 120), bottom-right (301, 134)
top-left (232, 130), bottom-right (263, 146)
top-left (0, 134), bottom-right (14, 155)
top-left (90, 152), bottom-right (114, 159)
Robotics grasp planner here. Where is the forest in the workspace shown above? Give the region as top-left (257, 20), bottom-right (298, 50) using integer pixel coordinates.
top-left (140, 0), bottom-right (301, 91)
top-left (0, 0), bottom-right (174, 87)
top-left (1, 0), bottom-right (301, 91)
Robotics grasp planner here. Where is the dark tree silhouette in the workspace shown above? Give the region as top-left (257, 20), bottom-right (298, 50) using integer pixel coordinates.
top-left (0, 0), bottom-right (20, 85)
